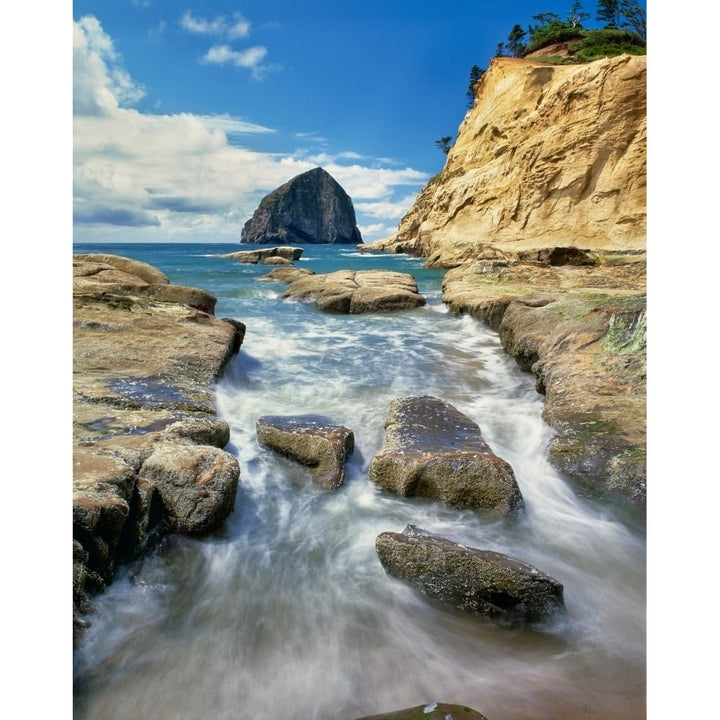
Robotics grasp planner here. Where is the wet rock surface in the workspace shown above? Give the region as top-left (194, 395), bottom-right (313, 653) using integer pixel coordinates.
top-left (241, 167), bottom-right (362, 245)
top-left (355, 702), bottom-right (489, 720)
top-left (369, 396), bottom-right (523, 518)
top-left (262, 267), bottom-right (426, 313)
top-left (256, 415), bottom-right (354, 490)
top-left (73, 254), bottom-right (244, 642)
top-left (441, 256), bottom-right (646, 504)
top-left (376, 525), bottom-right (565, 623)
top-left (214, 246), bottom-right (303, 264)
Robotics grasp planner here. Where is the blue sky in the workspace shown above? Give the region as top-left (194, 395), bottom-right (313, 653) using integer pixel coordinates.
top-left (71, 0), bottom-right (647, 244)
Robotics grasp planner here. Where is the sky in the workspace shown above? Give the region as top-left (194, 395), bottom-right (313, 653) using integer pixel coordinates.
top-left (69, 0), bottom-right (647, 245)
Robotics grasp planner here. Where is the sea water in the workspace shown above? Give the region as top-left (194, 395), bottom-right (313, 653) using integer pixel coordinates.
top-left (72, 243), bottom-right (646, 720)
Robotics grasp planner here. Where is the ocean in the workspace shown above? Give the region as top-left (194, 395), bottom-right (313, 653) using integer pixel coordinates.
top-left (72, 242), bottom-right (645, 720)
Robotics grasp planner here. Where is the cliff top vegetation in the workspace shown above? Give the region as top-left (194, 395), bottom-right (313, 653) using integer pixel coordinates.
top-left (499, 0), bottom-right (646, 64)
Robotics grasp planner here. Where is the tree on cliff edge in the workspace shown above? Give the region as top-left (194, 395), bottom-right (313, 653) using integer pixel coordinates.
top-left (466, 65), bottom-right (485, 109)
top-left (506, 24), bottom-right (527, 57)
top-left (435, 136), bottom-right (453, 154)
top-left (596, 0), bottom-right (621, 28)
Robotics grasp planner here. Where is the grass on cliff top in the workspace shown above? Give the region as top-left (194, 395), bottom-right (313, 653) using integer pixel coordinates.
top-left (526, 27), bottom-right (646, 65)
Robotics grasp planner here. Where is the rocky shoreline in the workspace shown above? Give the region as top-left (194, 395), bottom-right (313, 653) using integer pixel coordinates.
top-left (73, 248), bottom-right (644, 718)
top-left (73, 254), bottom-right (245, 643)
top-left (358, 244), bottom-right (646, 505)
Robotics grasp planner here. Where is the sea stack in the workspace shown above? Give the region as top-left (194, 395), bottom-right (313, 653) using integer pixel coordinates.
top-left (241, 167), bottom-right (363, 245)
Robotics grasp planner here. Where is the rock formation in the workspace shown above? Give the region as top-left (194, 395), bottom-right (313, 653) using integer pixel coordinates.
top-left (215, 246), bottom-right (303, 264)
top-left (73, 254), bottom-right (245, 642)
top-left (439, 255), bottom-right (646, 502)
top-left (261, 267), bottom-right (426, 313)
top-left (361, 55), bottom-right (647, 505)
top-left (256, 415), bottom-right (354, 490)
top-left (371, 54), bottom-right (645, 265)
top-left (241, 167), bottom-right (363, 245)
top-left (369, 396), bottom-right (523, 518)
top-left (376, 525), bottom-right (565, 623)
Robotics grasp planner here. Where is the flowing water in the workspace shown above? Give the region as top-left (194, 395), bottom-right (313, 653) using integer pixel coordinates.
top-left (73, 243), bottom-right (646, 720)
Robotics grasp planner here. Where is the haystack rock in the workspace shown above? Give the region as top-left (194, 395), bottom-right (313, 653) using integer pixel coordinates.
top-left (241, 167), bottom-right (363, 245)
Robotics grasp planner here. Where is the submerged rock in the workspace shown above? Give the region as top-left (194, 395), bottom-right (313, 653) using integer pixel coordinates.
top-left (369, 396), bottom-right (523, 518)
top-left (376, 525), bottom-right (565, 623)
top-left (256, 415), bottom-right (354, 489)
top-left (262, 267), bottom-right (426, 314)
top-left (355, 702), bottom-right (489, 720)
top-left (241, 167), bottom-right (362, 245)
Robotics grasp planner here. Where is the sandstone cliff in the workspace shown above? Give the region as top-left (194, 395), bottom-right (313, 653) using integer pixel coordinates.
top-left (376, 54), bottom-right (645, 266)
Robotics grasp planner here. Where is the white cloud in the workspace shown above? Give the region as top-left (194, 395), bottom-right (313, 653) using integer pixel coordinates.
top-left (202, 44), bottom-right (268, 71)
top-left (356, 194), bottom-right (420, 221)
top-left (74, 15), bottom-right (145, 115)
top-left (180, 11), bottom-right (250, 38)
top-left (73, 16), bottom-right (428, 243)
top-left (198, 114), bottom-right (276, 136)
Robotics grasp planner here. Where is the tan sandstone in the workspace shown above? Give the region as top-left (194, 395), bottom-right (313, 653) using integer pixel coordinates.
top-left (368, 54), bottom-right (645, 266)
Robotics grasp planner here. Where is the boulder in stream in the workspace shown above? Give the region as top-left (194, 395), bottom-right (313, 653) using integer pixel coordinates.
top-left (376, 525), bottom-right (565, 623)
top-left (262, 267), bottom-right (426, 314)
top-left (369, 396), bottom-right (523, 518)
top-left (256, 415), bottom-right (355, 489)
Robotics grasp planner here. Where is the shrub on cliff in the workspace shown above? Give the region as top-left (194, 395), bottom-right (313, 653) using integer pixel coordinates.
top-left (525, 19), bottom-right (585, 55)
top-left (569, 28), bottom-right (646, 60)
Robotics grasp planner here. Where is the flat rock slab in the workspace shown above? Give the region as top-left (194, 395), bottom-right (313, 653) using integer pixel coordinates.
top-left (214, 246), bottom-right (303, 264)
top-left (355, 702), bottom-right (489, 720)
top-left (262, 267), bottom-right (426, 313)
top-left (376, 525), bottom-right (565, 623)
top-left (256, 415), bottom-right (354, 489)
top-left (369, 396), bottom-right (523, 518)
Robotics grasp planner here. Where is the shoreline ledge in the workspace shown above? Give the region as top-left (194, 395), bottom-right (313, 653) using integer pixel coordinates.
top-left (73, 253), bottom-right (245, 643)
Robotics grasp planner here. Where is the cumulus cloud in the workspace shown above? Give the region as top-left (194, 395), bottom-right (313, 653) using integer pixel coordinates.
top-left (73, 15), bottom-right (145, 115)
top-left (73, 16), bottom-right (428, 243)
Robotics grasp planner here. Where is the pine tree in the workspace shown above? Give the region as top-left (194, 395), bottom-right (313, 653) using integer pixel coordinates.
top-left (466, 65), bottom-right (485, 109)
top-left (596, 0), bottom-right (621, 28)
top-left (435, 136), bottom-right (453, 154)
top-left (620, 0), bottom-right (646, 39)
top-left (506, 24), bottom-right (527, 57)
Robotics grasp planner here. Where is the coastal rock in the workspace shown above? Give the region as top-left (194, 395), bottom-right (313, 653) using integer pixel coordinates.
top-left (73, 253), bottom-right (244, 642)
top-left (355, 703), bottom-right (489, 720)
top-left (369, 396), bottom-right (523, 518)
top-left (256, 415), bottom-right (354, 490)
top-left (138, 445), bottom-right (240, 534)
top-left (441, 259), bottom-right (646, 502)
top-left (215, 246), bottom-right (303, 264)
top-left (373, 54), bottom-right (646, 265)
top-left (376, 525), bottom-right (565, 623)
top-left (241, 167), bottom-right (363, 245)
top-left (263, 267), bottom-right (426, 314)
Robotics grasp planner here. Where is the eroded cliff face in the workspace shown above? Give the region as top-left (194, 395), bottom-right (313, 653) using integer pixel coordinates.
top-left (389, 54), bottom-right (646, 267)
